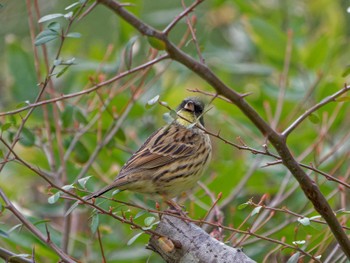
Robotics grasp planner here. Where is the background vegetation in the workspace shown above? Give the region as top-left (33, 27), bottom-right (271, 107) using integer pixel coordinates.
top-left (1, 0), bottom-right (350, 262)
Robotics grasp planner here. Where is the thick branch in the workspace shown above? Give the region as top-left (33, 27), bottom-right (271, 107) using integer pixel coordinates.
top-left (97, 0), bottom-right (350, 258)
top-left (148, 215), bottom-right (256, 263)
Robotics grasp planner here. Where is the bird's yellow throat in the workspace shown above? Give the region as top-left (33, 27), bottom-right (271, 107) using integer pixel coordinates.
top-left (176, 109), bottom-right (197, 127)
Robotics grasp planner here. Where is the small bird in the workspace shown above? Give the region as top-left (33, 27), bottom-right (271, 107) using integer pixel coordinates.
top-left (85, 97), bottom-right (212, 201)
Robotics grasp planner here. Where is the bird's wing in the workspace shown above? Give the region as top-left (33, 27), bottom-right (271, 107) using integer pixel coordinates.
top-left (120, 124), bottom-right (201, 172)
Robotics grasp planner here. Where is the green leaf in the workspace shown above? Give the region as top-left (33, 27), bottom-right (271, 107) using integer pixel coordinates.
top-left (73, 141), bottom-right (89, 164)
top-left (292, 240), bottom-right (306, 245)
top-left (20, 127), bottom-right (35, 147)
top-left (56, 65), bottom-right (70, 78)
top-left (48, 22), bottom-right (61, 33)
top-left (9, 254), bottom-right (31, 261)
top-left (297, 217), bottom-right (310, 226)
top-left (66, 32), bottom-right (82, 38)
top-left (7, 224), bottom-right (22, 234)
top-left (33, 219), bottom-right (51, 226)
top-left (64, 11), bottom-right (73, 19)
top-left (123, 36), bottom-right (138, 70)
top-left (16, 101), bottom-right (30, 108)
top-left (74, 108), bottom-right (88, 124)
top-left (251, 206), bottom-right (262, 216)
top-left (90, 214), bottom-right (99, 234)
top-left (62, 184), bottom-right (75, 191)
top-left (237, 202), bottom-right (249, 210)
top-left (336, 96), bottom-right (350, 102)
top-left (0, 229), bottom-right (8, 238)
top-left (116, 129), bottom-right (126, 142)
top-left (38, 13), bottom-right (64, 23)
top-left (147, 36), bottom-right (166, 50)
top-left (341, 65), bottom-right (350, 77)
top-left (163, 112), bottom-right (174, 124)
top-left (144, 216), bottom-right (156, 227)
top-left (48, 192), bottom-right (61, 204)
top-left (287, 252), bottom-right (300, 263)
top-left (134, 210), bottom-right (147, 219)
top-left (65, 2), bottom-right (80, 10)
top-left (78, 176), bottom-right (91, 188)
top-left (112, 189), bottom-right (121, 196)
top-left (1, 123), bottom-right (12, 132)
top-left (127, 232), bottom-right (143, 246)
top-left (34, 29), bottom-right (59, 46)
top-left (308, 113), bottom-right (320, 124)
top-left (62, 105), bottom-right (74, 128)
top-left (146, 95), bottom-right (160, 109)
top-left (65, 201), bottom-right (80, 217)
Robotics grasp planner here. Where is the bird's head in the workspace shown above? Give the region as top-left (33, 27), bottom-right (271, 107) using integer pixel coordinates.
top-left (176, 97), bottom-right (205, 127)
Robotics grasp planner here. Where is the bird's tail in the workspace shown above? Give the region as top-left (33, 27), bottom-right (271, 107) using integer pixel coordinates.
top-left (84, 184), bottom-right (116, 201)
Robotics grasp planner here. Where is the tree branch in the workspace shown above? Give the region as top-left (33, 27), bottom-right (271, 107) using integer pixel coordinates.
top-left (97, 0), bottom-right (350, 258)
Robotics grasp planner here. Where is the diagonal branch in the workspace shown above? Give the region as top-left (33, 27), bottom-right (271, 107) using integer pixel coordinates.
top-left (96, 0), bottom-right (350, 258)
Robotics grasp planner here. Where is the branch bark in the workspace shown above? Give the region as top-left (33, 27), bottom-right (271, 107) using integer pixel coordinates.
top-left (148, 215), bottom-right (256, 263)
top-left (97, 0), bottom-right (350, 258)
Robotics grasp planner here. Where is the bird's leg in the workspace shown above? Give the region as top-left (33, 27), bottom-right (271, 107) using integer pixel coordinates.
top-left (165, 199), bottom-right (188, 218)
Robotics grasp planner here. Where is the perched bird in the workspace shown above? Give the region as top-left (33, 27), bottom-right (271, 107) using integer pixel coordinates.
top-left (85, 97), bottom-right (212, 201)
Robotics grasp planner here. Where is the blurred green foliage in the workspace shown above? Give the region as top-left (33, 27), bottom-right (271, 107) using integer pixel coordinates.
top-left (0, 0), bottom-right (350, 262)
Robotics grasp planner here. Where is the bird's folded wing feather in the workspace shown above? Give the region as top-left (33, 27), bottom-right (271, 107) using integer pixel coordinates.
top-left (119, 124), bottom-right (201, 173)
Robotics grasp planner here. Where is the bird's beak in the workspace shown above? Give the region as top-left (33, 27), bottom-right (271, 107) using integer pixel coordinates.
top-left (184, 101), bottom-right (195, 112)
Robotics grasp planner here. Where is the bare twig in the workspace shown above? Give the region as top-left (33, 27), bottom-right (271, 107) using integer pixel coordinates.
top-left (96, 0), bottom-right (350, 257)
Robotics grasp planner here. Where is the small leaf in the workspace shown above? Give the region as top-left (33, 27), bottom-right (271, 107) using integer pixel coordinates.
top-left (64, 57), bottom-right (76, 65)
top-left (7, 224), bottom-right (22, 234)
top-left (38, 13), bottom-right (64, 23)
top-left (127, 232), bottom-right (143, 246)
top-left (147, 36), bottom-right (166, 50)
top-left (342, 65), bottom-right (350, 77)
top-left (292, 240), bottom-right (306, 245)
top-left (238, 202), bottom-right (249, 210)
top-left (65, 2), bottom-right (80, 10)
top-left (62, 184), bottom-right (75, 191)
top-left (62, 105), bottom-right (74, 128)
top-left (48, 192), bottom-right (61, 204)
top-left (123, 36), bottom-right (138, 70)
top-left (297, 217), bottom-right (310, 226)
top-left (78, 176), bottom-right (91, 188)
top-left (35, 30), bottom-right (59, 46)
top-left (287, 252), bottom-right (300, 263)
top-left (309, 215), bottom-right (322, 220)
top-left (16, 101), bottom-right (30, 109)
top-left (54, 59), bottom-right (62, 66)
top-left (90, 214), bottom-right (99, 234)
top-left (163, 112), bottom-right (174, 124)
top-left (9, 254), bottom-right (31, 261)
top-left (144, 216), bottom-right (156, 227)
top-left (56, 66), bottom-right (70, 78)
top-left (169, 110), bottom-right (177, 119)
top-left (73, 141), bottom-right (89, 164)
top-left (20, 127), bottom-right (35, 147)
top-left (33, 219), bottom-right (51, 226)
top-left (308, 113), bottom-right (320, 124)
top-left (0, 149), bottom-right (3, 158)
top-left (336, 96), bottom-right (350, 102)
top-left (0, 229), bottom-right (8, 238)
top-left (146, 95), bottom-right (160, 109)
top-left (134, 210), bottom-right (147, 219)
top-left (64, 11), bottom-right (73, 19)
top-left (251, 206), bottom-right (262, 216)
top-left (1, 123), bottom-right (12, 132)
top-left (116, 129), bottom-right (126, 142)
top-left (74, 109), bottom-right (88, 124)
top-left (66, 32), bottom-right (82, 38)
top-left (65, 201), bottom-right (80, 217)
top-left (48, 22), bottom-right (61, 33)
top-left (112, 189), bottom-right (121, 196)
